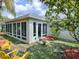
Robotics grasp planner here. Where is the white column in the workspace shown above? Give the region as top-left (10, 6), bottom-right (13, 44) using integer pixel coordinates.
top-left (28, 21), bottom-right (34, 43)
top-left (12, 23), bottom-right (13, 36)
top-left (41, 23), bottom-right (43, 37)
top-left (5, 24), bottom-right (6, 33)
top-left (16, 23), bottom-right (17, 37)
top-left (26, 22), bottom-right (27, 40)
top-left (20, 22), bottom-right (22, 39)
top-left (47, 24), bottom-right (50, 35)
top-left (36, 23), bottom-right (38, 38)
top-left (8, 23), bottom-right (10, 35)
top-left (26, 21), bottom-right (30, 43)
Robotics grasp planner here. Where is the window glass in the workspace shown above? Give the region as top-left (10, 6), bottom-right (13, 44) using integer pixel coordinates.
top-left (43, 24), bottom-right (47, 35)
top-left (10, 24), bottom-right (12, 33)
top-left (17, 23), bottom-right (20, 35)
top-left (13, 23), bottom-right (16, 36)
top-left (33, 22), bottom-right (36, 36)
top-left (21, 22), bottom-right (26, 40)
top-left (21, 22), bottom-right (26, 36)
top-left (7, 24), bottom-right (9, 32)
top-left (6, 24), bottom-right (8, 32)
top-left (38, 24), bottom-right (41, 37)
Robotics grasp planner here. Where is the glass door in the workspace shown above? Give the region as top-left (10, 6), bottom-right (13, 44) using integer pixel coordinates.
top-left (38, 24), bottom-right (41, 37)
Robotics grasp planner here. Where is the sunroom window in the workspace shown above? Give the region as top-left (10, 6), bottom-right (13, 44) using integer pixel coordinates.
top-left (17, 23), bottom-right (20, 38)
top-left (33, 22), bottom-right (36, 36)
top-left (13, 23), bottom-right (16, 37)
top-left (6, 24), bottom-right (8, 32)
top-left (9, 24), bottom-right (12, 35)
top-left (7, 24), bottom-right (9, 33)
top-left (21, 22), bottom-right (26, 40)
top-left (43, 24), bottom-right (47, 36)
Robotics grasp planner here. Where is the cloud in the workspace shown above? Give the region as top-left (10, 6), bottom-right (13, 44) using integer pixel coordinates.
top-left (3, 0), bottom-right (47, 18)
top-left (2, 11), bottom-right (14, 19)
top-left (15, 3), bottom-right (32, 13)
top-left (7, 14), bottom-right (14, 19)
top-left (14, 0), bottom-right (47, 16)
top-left (32, 0), bottom-right (42, 10)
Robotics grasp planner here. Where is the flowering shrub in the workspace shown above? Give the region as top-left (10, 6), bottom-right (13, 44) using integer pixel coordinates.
top-left (64, 48), bottom-right (79, 59)
top-left (2, 50), bottom-right (13, 58)
top-left (0, 50), bottom-right (30, 59)
top-left (0, 39), bottom-right (6, 45)
top-left (43, 35), bottom-right (56, 41)
top-left (0, 39), bottom-right (30, 59)
top-left (0, 40), bottom-right (13, 50)
top-left (39, 35), bottom-right (56, 45)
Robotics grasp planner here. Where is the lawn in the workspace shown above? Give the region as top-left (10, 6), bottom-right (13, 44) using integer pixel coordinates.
top-left (28, 40), bottom-right (79, 59)
top-left (0, 35), bottom-right (25, 44)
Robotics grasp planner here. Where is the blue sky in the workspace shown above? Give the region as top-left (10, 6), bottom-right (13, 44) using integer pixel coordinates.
top-left (2, 0), bottom-right (47, 19)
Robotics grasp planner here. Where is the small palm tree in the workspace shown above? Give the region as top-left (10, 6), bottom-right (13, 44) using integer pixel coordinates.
top-left (0, 0), bottom-right (15, 32)
top-left (3, 0), bottom-right (16, 16)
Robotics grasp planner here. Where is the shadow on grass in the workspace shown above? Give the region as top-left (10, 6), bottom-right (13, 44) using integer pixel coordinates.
top-left (0, 35), bottom-right (26, 44)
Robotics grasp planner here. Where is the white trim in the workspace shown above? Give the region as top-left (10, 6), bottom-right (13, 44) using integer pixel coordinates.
top-left (20, 22), bottom-right (22, 39)
top-left (12, 23), bottom-right (13, 36)
top-left (16, 23), bottom-right (17, 36)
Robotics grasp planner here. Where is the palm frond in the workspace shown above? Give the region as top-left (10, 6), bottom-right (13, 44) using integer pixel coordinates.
top-left (3, 0), bottom-right (16, 16)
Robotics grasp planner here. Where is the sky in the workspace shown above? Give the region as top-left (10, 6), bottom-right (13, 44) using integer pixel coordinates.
top-left (2, 0), bottom-right (47, 19)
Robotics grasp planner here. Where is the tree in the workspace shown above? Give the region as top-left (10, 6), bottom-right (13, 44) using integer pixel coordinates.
top-left (0, 0), bottom-right (16, 32)
top-left (0, 0), bottom-right (16, 17)
top-left (41, 0), bottom-right (79, 41)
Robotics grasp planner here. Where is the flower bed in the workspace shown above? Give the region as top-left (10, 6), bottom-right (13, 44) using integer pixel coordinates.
top-left (0, 39), bottom-right (13, 50)
top-left (40, 35), bottom-right (56, 41)
top-left (0, 37), bottom-right (30, 59)
top-left (64, 48), bottom-right (79, 59)
top-left (39, 35), bottom-right (57, 45)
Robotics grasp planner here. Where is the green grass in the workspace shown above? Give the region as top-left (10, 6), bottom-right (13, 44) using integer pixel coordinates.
top-left (0, 35), bottom-right (25, 44)
top-left (58, 37), bottom-right (79, 44)
top-left (28, 40), bottom-right (79, 59)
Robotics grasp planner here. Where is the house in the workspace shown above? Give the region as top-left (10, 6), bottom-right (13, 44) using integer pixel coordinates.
top-left (4, 15), bottom-right (50, 43)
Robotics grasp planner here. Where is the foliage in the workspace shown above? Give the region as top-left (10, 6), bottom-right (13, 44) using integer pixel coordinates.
top-left (41, 0), bottom-right (79, 41)
top-left (0, 49), bottom-right (30, 59)
top-left (3, 0), bottom-right (16, 16)
top-left (28, 42), bottom-right (73, 59)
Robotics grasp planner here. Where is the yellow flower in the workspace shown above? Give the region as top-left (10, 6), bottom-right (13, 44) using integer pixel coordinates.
top-left (1, 40), bottom-right (13, 50)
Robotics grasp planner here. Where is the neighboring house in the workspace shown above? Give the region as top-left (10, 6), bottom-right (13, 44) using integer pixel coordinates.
top-left (4, 15), bottom-right (50, 43)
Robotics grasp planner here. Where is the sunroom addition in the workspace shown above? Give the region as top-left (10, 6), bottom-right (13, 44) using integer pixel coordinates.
top-left (5, 15), bottom-right (49, 43)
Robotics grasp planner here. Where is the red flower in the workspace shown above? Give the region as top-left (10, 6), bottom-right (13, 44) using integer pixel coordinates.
top-left (64, 48), bottom-right (79, 59)
top-left (43, 35), bottom-right (56, 41)
top-left (0, 39), bottom-right (6, 45)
